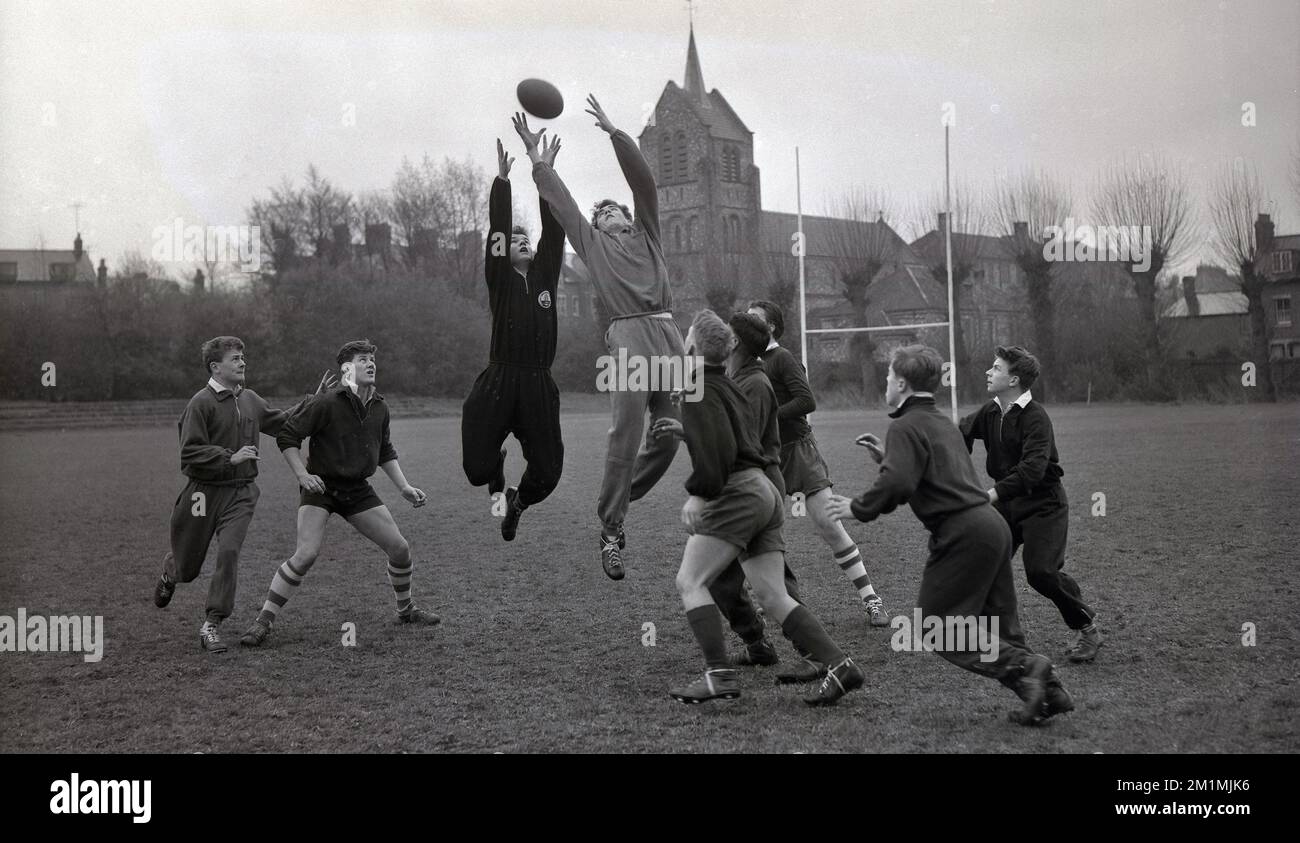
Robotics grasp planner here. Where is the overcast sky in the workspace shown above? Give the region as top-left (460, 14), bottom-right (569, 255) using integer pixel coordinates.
top-left (2, 0), bottom-right (1297, 278)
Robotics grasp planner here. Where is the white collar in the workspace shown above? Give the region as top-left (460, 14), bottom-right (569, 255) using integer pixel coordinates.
top-left (208, 377), bottom-right (241, 395)
top-left (765, 338), bottom-right (779, 352)
top-left (994, 390), bottom-right (1032, 414)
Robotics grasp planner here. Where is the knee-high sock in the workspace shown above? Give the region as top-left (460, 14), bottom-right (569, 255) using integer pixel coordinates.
top-left (686, 605), bottom-right (730, 670)
top-left (257, 560), bottom-right (307, 625)
top-left (388, 559), bottom-right (412, 614)
top-left (780, 606), bottom-right (846, 668)
top-left (833, 543), bottom-right (876, 600)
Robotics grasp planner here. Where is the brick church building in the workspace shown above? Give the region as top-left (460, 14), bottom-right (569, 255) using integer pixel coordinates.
top-left (557, 25), bottom-right (1029, 373)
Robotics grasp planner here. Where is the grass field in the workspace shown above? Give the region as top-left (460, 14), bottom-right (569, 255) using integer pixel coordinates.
top-left (1, 401), bottom-right (1297, 753)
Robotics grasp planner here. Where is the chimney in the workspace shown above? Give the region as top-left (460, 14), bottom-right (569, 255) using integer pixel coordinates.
top-left (97, 258), bottom-right (107, 288)
top-left (193, 268), bottom-right (205, 294)
top-left (1255, 213), bottom-right (1275, 257)
top-left (937, 212), bottom-right (949, 236)
top-left (1013, 221), bottom-right (1028, 240)
top-left (73, 233), bottom-right (83, 261)
top-left (1181, 276), bottom-right (1199, 317)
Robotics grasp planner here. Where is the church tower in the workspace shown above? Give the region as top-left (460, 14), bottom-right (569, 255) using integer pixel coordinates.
top-left (638, 25), bottom-right (763, 313)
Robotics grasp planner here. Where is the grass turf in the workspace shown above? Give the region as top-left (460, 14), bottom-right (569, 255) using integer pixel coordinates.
top-left (0, 402), bottom-right (1296, 753)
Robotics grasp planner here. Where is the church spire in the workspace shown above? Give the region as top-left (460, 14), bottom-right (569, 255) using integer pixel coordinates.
top-left (684, 22), bottom-right (708, 107)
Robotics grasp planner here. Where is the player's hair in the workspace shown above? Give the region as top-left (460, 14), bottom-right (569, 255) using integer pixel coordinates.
top-left (511, 225), bottom-right (529, 238)
top-left (336, 338), bottom-right (377, 367)
top-left (890, 344), bottom-right (944, 393)
top-left (201, 336), bottom-right (244, 373)
top-left (747, 299), bottom-right (785, 340)
top-left (728, 312), bottom-right (770, 359)
top-left (590, 199), bottom-right (632, 228)
top-left (995, 345), bottom-right (1040, 389)
top-left (691, 310), bottom-right (734, 365)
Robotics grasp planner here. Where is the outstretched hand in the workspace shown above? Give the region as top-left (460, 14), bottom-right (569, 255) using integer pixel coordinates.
top-left (315, 369), bottom-right (338, 394)
top-left (824, 493), bottom-right (856, 522)
top-left (497, 138), bottom-right (514, 179)
top-left (855, 432), bottom-right (885, 464)
top-left (511, 112), bottom-right (546, 154)
top-left (539, 134), bottom-right (562, 167)
top-left (585, 94), bottom-right (616, 134)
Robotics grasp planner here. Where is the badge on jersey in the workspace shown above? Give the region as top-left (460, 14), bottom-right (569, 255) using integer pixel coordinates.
top-left (538, 290), bottom-right (552, 309)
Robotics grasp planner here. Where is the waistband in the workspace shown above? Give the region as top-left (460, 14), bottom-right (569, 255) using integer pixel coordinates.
top-left (608, 309), bottom-right (674, 323)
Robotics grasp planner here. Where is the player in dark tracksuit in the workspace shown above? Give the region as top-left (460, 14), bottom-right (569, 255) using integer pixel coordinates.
top-left (705, 313), bottom-right (808, 668)
top-left (652, 310), bottom-right (863, 707)
top-left (462, 136), bottom-right (566, 542)
top-left (152, 336), bottom-right (325, 654)
top-left (961, 345), bottom-right (1101, 662)
top-left (747, 300), bottom-right (890, 640)
top-left (826, 345), bottom-right (1075, 725)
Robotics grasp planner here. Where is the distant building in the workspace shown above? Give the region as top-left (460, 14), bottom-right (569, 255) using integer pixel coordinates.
top-left (1161, 264), bottom-right (1250, 359)
top-left (0, 234), bottom-right (97, 285)
top-left (909, 219), bottom-right (1032, 355)
top-left (1258, 215), bottom-right (1300, 359)
top-left (557, 26), bottom-right (1006, 364)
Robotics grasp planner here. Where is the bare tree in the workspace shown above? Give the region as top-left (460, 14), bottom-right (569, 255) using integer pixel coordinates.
top-left (908, 181), bottom-right (987, 398)
top-left (1091, 154), bottom-right (1199, 361)
top-left (303, 165), bottom-right (352, 264)
top-left (820, 188), bottom-right (904, 391)
top-left (990, 170), bottom-right (1072, 400)
top-left (1208, 161), bottom-right (1276, 401)
top-left (436, 157), bottom-right (488, 299)
top-left (247, 177), bottom-right (307, 276)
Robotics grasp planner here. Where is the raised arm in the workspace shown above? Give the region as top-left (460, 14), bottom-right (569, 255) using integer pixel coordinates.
top-left (516, 112), bottom-right (594, 262)
top-left (485, 140), bottom-right (515, 291)
top-left (586, 94), bottom-right (660, 241)
top-left (534, 137), bottom-right (567, 290)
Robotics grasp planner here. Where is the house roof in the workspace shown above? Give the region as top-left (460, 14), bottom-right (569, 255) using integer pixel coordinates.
top-left (0, 249), bottom-right (96, 283)
top-left (1274, 234), bottom-right (1300, 251)
top-left (760, 211), bottom-right (912, 260)
top-left (910, 229), bottom-right (1015, 263)
top-left (1163, 292), bottom-right (1249, 318)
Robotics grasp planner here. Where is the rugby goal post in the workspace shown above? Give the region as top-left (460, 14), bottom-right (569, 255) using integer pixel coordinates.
top-left (794, 130), bottom-right (959, 423)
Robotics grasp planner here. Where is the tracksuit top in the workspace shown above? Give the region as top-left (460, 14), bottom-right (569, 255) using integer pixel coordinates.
top-left (682, 363), bottom-right (768, 499)
top-left (849, 395), bottom-right (990, 532)
top-left (485, 176), bottom-right (562, 368)
top-left (959, 398), bottom-right (1064, 502)
top-left (178, 384), bottom-right (299, 486)
top-left (531, 130), bottom-right (673, 319)
top-left (276, 386), bottom-right (397, 488)
top-left (759, 344), bottom-right (816, 445)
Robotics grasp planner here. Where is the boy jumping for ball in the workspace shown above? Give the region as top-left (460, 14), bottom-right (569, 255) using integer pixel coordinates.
top-left (461, 133), bottom-right (566, 541)
top-left (961, 345), bottom-right (1101, 662)
top-left (826, 345), bottom-right (1074, 725)
top-left (519, 96), bottom-right (684, 581)
top-left (240, 339), bottom-right (437, 647)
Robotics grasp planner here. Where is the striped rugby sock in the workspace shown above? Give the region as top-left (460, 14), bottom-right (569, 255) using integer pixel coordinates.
top-left (388, 559), bottom-right (413, 615)
top-left (832, 543), bottom-right (876, 601)
top-left (257, 559), bottom-right (307, 626)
